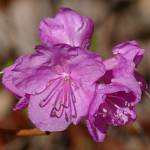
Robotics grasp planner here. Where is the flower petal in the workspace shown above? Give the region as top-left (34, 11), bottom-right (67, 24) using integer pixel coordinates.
top-left (28, 78), bottom-right (72, 131)
top-left (86, 83), bottom-right (137, 142)
top-left (28, 77), bottom-right (96, 131)
top-left (2, 51), bottom-right (58, 96)
top-left (72, 58), bottom-right (105, 85)
top-left (71, 84), bottom-right (96, 124)
top-left (2, 65), bottom-right (22, 97)
top-left (39, 8), bottom-right (94, 48)
top-left (96, 85), bottom-right (137, 126)
top-left (103, 55), bottom-right (141, 104)
top-left (86, 119), bottom-right (106, 142)
top-left (28, 45), bottom-right (105, 130)
top-left (14, 94), bottom-right (30, 110)
top-left (112, 41), bottom-right (145, 65)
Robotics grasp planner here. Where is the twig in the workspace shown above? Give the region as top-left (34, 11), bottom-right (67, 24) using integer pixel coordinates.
top-left (0, 128), bottom-right (50, 137)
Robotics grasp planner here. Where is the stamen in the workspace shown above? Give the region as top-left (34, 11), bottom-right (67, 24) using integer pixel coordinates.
top-left (70, 86), bottom-right (77, 118)
top-left (39, 79), bottom-right (62, 107)
top-left (36, 77), bottom-right (61, 95)
top-left (65, 112), bottom-right (69, 122)
top-left (50, 105), bottom-right (64, 118)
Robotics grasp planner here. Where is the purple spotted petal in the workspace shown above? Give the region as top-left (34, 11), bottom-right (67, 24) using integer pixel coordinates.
top-left (97, 85), bottom-right (137, 126)
top-left (112, 41), bottom-right (145, 65)
top-left (87, 84), bottom-right (137, 142)
top-left (39, 8), bottom-right (94, 49)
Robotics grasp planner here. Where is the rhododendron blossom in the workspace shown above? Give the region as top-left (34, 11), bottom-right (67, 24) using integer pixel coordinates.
top-left (86, 41), bottom-right (147, 142)
top-left (2, 8), bottom-right (105, 131)
top-left (1, 8), bottom-right (147, 142)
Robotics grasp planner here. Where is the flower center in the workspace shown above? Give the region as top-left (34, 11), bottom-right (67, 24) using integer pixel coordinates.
top-left (62, 72), bottom-right (70, 81)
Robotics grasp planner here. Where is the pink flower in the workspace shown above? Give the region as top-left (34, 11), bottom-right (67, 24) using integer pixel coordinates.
top-left (2, 43), bottom-right (105, 131)
top-left (1, 7), bottom-right (147, 142)
top-left (2, 8), bottom-right (100, 131)
top-left (86, 41), bottom-right (147, 142)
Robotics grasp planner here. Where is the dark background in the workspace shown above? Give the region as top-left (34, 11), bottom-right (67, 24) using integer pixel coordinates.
top-left (0, 0), bottom-right (150, 149)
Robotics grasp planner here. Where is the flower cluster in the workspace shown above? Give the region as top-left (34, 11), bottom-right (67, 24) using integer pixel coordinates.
top-left (2, 8), bottom-right (147, 142)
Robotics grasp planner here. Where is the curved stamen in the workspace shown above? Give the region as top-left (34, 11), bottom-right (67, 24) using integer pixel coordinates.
top-left (50, 78), bottom-right (77, 120)
top-left (39, 79), bottom-right (63, 107)
top-left (70, 86), bottom-right (77, 118)
top-left (50, 105), bottom-right (65, 118)
top-left (51, 80), bottom-right (71, 119)
top-left (35, 77), bottom-right (61, 95)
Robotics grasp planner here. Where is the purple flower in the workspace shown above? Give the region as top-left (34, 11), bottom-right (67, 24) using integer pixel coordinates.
top-left (87, 84), bottom-right (137, 142)
top-left (2, 8), bottom-right (101, 131)
top-left (39, 8), bottom-right (94, 49)
top-left (1, 7), bottom-right (147, 143)
top-left (2, 44), bottom-right (105, 131)
top-left (86, 41), bottom-right (147, 142)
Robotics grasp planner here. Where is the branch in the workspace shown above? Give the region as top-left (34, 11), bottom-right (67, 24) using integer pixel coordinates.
top-left (0, 128), bottom-right (50, 137)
